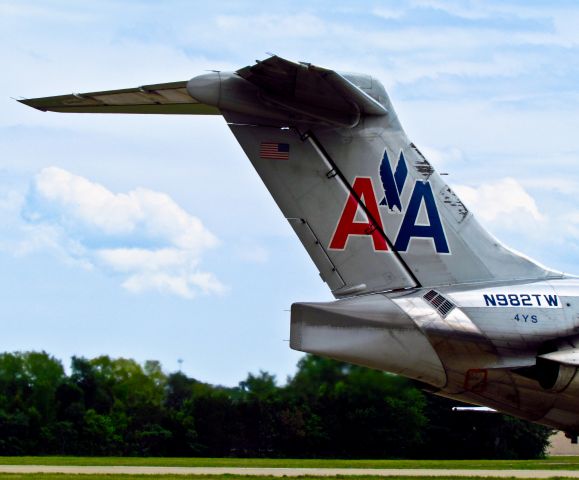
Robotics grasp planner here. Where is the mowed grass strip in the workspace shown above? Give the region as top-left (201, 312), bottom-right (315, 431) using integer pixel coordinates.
top-left (0, 458), bottom-right (578, 470)
top-left (0, 476), bottom-right (573, 480)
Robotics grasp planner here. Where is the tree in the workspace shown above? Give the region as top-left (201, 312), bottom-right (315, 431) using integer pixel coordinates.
top-left (418, 393), bottom-right (552, 459)
top-left (0, 350), bottom-right (553, 458)
top-left (285, 355), bottom-right (428, 457)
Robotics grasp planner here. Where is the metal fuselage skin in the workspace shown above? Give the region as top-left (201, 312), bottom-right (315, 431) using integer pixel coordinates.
top-left (21, 56), bottom-right (579, 436)
top-left (292, 278), bottom-right (579, 433)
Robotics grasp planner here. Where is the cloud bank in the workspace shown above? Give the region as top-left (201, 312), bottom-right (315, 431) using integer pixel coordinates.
top-left (22, 167), bottom-right (225, 298)
top-left (454, 177), bottom-right (543, 225)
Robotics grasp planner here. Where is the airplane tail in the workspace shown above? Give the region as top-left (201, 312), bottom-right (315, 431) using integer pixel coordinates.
top-left (20, 55), bottom-right (576, 432)
top-left (20, 55), bottom-right (559, 296)
top-left (210, 57), bottom-right (558, 296)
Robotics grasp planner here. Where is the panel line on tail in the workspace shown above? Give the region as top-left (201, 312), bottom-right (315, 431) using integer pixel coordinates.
top-left (300, 129), bottom-right (421, 289)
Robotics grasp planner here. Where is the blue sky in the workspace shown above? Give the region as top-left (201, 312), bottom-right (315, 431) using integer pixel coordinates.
top-left (2, 0), bottom-right (579, 386)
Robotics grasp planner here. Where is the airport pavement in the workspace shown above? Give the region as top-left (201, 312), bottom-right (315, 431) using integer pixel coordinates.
top-left (1, 466), bottom-right (579, 477)
top-left (549, 431), bottom-right (579, 455)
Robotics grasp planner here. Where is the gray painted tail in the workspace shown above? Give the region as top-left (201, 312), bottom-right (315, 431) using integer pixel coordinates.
top-left (217, 57), bottom-right (558, 296)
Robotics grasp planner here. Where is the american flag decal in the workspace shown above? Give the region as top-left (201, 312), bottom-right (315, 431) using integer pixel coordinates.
top-left (260, 142), bottom-right (290, 160)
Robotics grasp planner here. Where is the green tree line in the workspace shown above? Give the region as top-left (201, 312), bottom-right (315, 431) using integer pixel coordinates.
top-left (0, 351), bottom-right (550, 458)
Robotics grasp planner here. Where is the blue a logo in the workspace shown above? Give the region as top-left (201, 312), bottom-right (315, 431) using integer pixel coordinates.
top-left (379, 150), bottom-right (449, 254)
top-left (379, 151), bottom-right (408, 212)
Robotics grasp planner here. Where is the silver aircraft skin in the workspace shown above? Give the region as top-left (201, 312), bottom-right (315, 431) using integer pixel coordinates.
top-left (20, 56), bottom-right (579, 440)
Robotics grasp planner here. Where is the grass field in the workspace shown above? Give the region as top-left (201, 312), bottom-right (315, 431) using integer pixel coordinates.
top-left (0, 457), bottom-right (578, 470)
top-left (0, 476), bottom-right (565, 480)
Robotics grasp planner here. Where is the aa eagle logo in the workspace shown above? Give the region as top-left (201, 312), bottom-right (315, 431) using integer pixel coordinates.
top-left (329, 150), bottom-right (449, 254)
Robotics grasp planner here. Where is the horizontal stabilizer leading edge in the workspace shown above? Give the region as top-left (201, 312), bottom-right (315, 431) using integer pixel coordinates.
top-left (19, 81), bottom-right (220, 115)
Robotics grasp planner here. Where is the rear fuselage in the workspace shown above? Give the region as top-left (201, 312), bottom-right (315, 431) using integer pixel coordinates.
top-left (292, 277), bottom-right (579, 433)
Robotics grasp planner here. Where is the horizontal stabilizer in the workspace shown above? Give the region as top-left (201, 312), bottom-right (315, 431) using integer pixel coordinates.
top-left (19, 81), bottom-right (220, 115)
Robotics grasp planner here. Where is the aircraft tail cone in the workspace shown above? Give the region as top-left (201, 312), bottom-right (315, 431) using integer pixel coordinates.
top-left (290, 295), bottom-right (447, 388)
top-left (187, 72), bottom-right (221, 106)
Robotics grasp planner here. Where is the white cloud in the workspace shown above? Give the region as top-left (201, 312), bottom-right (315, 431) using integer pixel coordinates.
top-left (0, 189), bottom-right (23, 212)
top-left (14, 223), bottom-right (94, 270)
top-left (557, 211), bottom-right (579, 243)
top-left (21, 167), bottom-right (225, 299)
top-left (97, 247), bottom-right (189, 272)
top-left (122, 271), bottom-right (226, 298)
top-left (372, 7), bottom-right (405, 20)
top-left (0, 2), bottom-right (91, 21)
top-left (234, 243), bottom-right (269, 264)
top-left (520, 177), bottom-right (579, 196)
top-left (215, 13), bottom-right (327, 38)
top-left (454, 177), bottom-right (543, 224)
top-left (30, 166), bottom-right (142, 235)
top-left (387, 53), bottom-right (527, 86)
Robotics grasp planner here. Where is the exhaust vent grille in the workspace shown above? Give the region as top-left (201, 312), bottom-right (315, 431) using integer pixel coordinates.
top-left (423, 290), bottom-right (455, 317)
top-left (423, 289), bottom-right (437, 302)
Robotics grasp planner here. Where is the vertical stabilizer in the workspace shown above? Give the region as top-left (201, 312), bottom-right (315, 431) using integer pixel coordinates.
top-left (200, 56), bottom-right (559, 296)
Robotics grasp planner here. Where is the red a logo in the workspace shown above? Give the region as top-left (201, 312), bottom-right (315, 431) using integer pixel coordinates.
top-left (329, 177), bottom-right (388, 251)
